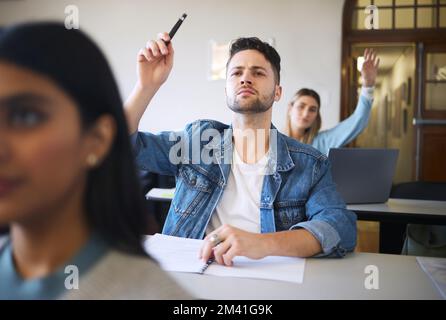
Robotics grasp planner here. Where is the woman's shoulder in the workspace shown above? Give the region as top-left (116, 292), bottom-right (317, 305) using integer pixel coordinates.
top-left (61, 249), bottom-right (193, 300)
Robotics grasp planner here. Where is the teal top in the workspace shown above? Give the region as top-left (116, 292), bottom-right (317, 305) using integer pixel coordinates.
top-left (0, 235), bottom-right (108, 300)
top-left (312, 94), bottom-right (373, 155)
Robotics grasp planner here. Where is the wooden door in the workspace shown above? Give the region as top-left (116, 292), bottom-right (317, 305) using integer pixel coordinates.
top-left (415, 43), bottom-right (446, 181)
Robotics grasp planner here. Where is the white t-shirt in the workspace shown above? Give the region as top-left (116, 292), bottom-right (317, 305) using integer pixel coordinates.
top-left (206, 148), bottom-right (269, 234)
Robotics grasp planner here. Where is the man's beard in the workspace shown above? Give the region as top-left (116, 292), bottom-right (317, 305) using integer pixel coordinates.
top-left (227, 90), bottom-right (275, 114)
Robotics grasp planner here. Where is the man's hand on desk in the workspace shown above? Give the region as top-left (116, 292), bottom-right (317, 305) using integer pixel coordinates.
top-left (199, 225), bottom-right (269, 266)
top-left (199, 224), bottom-right (323, 266)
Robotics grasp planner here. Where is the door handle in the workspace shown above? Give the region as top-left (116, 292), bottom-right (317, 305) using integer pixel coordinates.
top-left (413, 118), bottom-right (446, 125)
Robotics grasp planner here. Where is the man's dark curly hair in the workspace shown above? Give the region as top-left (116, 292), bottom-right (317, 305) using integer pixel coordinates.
top-left (226, 37), bottom-right (281, 84)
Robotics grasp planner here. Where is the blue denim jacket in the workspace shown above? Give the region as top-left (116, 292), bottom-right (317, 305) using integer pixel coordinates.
top-left (131, 120), bottom-right (356, 257)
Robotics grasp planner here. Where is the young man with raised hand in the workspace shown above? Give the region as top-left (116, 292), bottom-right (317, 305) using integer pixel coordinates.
top-left (125, 32), bottom-right (356, 266)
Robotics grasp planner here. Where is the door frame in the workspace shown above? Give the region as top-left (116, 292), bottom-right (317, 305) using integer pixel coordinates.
top-left (341, 0), bottom-right (446, 180)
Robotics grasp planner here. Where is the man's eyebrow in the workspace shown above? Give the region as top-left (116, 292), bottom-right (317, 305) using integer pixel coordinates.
top-left (250, 66), bottom-right (268, 72)
top-left (0, 93), bottom-right (53, 108)
top-left (229, 66), bottom-right (269, 72)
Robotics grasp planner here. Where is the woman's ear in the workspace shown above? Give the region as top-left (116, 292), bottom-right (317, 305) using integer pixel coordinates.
top-left (287, 101), bottom-right (294, 116)
top-left (83, 115), bottom-right (116, 168)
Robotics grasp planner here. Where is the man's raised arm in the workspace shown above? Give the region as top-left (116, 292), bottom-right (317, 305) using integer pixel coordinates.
top-left (124, 32), bottom-right (174, 134)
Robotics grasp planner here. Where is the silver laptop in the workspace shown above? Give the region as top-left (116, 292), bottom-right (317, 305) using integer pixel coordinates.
top-left (328, 148), bottom-right (399, 204)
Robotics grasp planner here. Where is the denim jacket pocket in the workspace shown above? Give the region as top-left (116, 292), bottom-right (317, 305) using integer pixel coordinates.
top-left (172, 165), bottom-right (212, 216)
top-left (274, 200), bottom-right (306, 231)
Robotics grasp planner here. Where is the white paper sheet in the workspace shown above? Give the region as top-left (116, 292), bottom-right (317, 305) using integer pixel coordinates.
top-left (144, 233), bottom-right (206, 273)
top-left (417, 256), bottom-right (446, 299)
top-left (205, 256), bottom-right (305, 284)
top-left (144, 234), bottom-right (306, 284)
top-left (145, 188), bottom-right (175, 200)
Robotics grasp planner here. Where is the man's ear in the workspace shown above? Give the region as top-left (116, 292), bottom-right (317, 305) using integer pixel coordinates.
top-left (274, 85), bottom-right (282, 102)
top-left (83, 115), bottom-right (116, 168)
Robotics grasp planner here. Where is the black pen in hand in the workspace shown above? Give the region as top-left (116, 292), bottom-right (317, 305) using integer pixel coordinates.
top-left (163, 13), bottom-right (187, 46)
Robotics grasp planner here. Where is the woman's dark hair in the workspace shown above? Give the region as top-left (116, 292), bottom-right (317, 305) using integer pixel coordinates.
top-left (227, 37), bottom-right (281, 84)
top-left (0, 22), bottom-right (147, 256)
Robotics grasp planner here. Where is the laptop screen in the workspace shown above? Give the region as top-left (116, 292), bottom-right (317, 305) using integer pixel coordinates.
top-left (328, 148), bottom-right (399, 204)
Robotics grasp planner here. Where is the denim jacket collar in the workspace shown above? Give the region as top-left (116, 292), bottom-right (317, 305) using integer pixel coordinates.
top-left (209, 123), bottom-right (295, 174)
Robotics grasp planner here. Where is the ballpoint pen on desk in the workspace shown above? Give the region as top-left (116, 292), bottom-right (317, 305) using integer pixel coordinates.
top-left (199, 258), bottom-right (214, 274)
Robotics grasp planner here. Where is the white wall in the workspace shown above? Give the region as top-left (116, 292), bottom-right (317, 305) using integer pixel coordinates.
top-left (0, 0), bottom-right (345, 133)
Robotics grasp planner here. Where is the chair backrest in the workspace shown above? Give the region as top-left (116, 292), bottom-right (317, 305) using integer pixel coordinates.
top-left (390, 181), bottom-right (446, 201)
